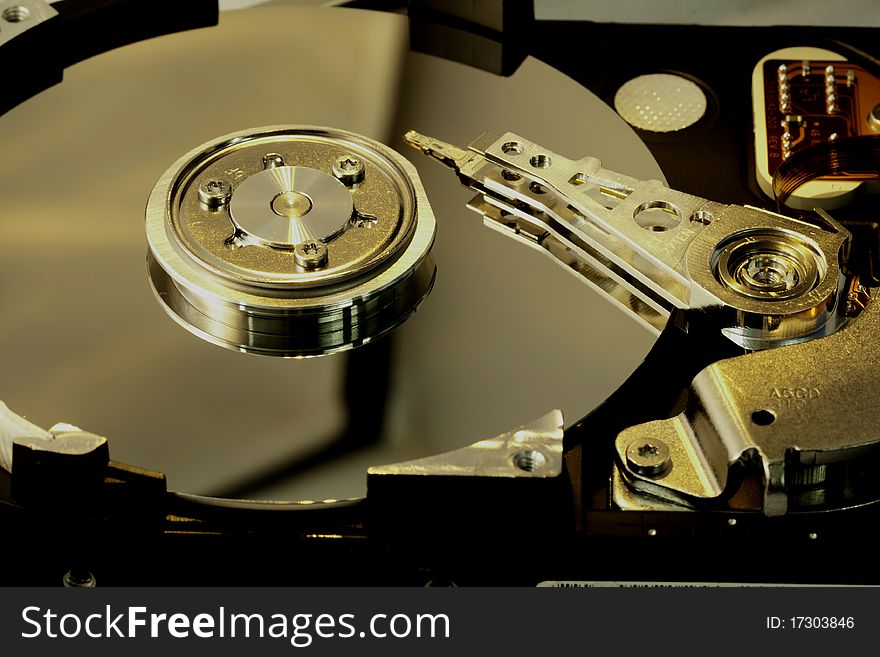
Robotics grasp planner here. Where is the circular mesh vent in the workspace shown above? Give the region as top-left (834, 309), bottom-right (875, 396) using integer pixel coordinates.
top-left (614, 73), bottom-right (707, 132)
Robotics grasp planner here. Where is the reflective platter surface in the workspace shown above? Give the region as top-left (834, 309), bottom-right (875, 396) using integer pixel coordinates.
top-left (0, 6), bottom-right (662, 499)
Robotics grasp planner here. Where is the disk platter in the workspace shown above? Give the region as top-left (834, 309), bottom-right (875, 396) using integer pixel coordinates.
top-left (0, 5), bottom-right (662, 500)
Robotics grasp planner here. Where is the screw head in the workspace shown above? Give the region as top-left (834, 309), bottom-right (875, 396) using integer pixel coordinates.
top-left (332, 154), bottom-right (365, 186)
top-left (198, 178), bottom-right (232, 208)
top-left (739, 253), bottom-right (798, 293)
top-left (869, 103), bottom-right (880, 130)
top-left (625, 438), bottom-right (671, 477)
top-left (294, 240), bottom-right (328, 270)
top-left (63, 569), bottom-right (96, 588)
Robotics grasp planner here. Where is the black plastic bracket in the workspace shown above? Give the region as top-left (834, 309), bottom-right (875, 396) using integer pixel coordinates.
top-left (407, 0), bottom-right (533, 76)
top-left (1, 0), bottom-right (218, 117)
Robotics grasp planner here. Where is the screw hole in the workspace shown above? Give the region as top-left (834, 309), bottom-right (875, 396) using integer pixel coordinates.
top-left (529, 154), bottom-right (551, 168)
top-left (513, 449), bottom-right (546, 472)
top-left (501, 169), bottom-right (521, 181)
top-left (501, 141), bottom-right (523, 155)
top-left (529, 181), bottom-right (547, 194)
top-left (2, 6), bottom-right (30, 22)
top-left (751, 409), bottom-right (776, 426)
top-left (633, 200), bottom-right (681, 232)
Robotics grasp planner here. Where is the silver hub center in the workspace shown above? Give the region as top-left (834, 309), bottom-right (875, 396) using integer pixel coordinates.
top-left (739, 253), bottom-right (800, 293)
top-left (271, 190), bottom-right (313, 219)
top-left (229, 165), bottom-right (352, 248)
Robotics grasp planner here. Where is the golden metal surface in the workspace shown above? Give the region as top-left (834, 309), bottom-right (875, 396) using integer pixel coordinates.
top-left (686, 205), bottom-right (847, 347)
top-left (616, 290), bottom-right (880, 515)
top-left (369, 410), bottom-right (563, 478)
top-left (166, 130), bottom-right (416, 287)
top-left (146, 125), bottom-right (436, 357)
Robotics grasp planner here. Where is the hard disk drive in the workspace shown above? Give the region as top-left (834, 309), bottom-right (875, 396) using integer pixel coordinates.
top-left (1, 0), bottom-right (880, 586)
